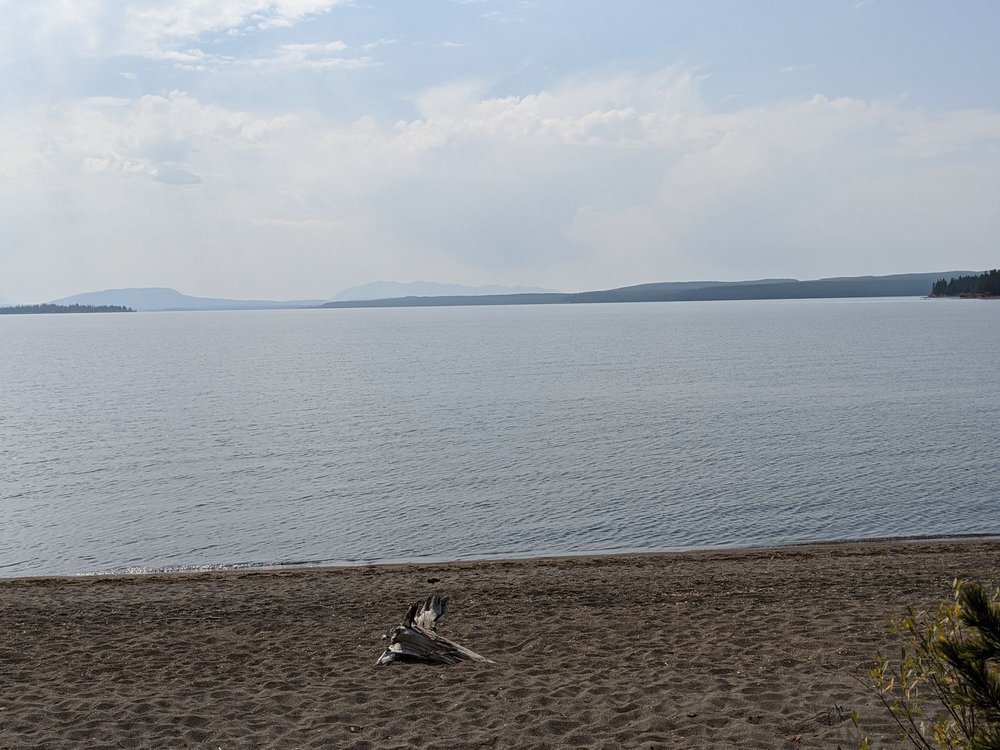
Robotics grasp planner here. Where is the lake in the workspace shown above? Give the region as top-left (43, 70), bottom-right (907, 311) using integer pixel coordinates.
top-left (1, 298), bottom-right (998, 577)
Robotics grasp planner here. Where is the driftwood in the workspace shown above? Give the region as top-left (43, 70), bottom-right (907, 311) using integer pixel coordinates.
top-left (376, 594), bottom-right (494, 666)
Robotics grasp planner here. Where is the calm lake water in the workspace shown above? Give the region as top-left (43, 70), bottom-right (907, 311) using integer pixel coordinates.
top-left (2, 298), bottom-right (998, 577)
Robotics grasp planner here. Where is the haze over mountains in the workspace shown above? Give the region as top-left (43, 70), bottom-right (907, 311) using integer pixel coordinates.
top-left (332, 281), bottom-right (558, 301)
top-left (49, 282), bottom-right (559, 311)
top-left (39, 271), bottom-right (975, 313)
top-left (50, 288), bottom-right (328, 312)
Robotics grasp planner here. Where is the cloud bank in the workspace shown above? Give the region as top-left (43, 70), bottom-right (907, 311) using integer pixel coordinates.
top-left (1, 1), bottom-right (998, 301)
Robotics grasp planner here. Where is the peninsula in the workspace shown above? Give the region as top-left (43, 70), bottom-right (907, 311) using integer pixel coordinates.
top-left (930, 269), bottom-right (999, 297)
top-left (0, 303), bottom-right (134, 315)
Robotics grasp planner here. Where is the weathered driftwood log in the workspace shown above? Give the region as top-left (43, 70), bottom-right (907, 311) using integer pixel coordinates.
top-left (376, 594), bottom-right (494, 666)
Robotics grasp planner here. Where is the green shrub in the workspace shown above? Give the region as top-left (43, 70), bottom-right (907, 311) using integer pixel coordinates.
top-left (859, 580), bottom-right (1000, 749)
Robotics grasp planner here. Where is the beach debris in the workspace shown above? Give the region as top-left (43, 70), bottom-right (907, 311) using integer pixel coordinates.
top-left (376, 594), bottom-right (494, 666)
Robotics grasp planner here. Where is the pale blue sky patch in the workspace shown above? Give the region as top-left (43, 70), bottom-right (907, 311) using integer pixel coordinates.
top-left (0, 0), bottom-right (998, 301)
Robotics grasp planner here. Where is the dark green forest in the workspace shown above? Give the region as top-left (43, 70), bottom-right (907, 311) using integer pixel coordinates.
top-left (930, 269), bottom-right (1000, 297)
top-left (0, 304), bottom-right (134, 315)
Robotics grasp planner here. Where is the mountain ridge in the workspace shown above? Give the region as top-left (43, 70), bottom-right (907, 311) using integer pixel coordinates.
top-left (322, 271), bottom-right (977, 308)
top-left (49, 282), bottom-right (559, 311)
top-left (45, 271), bottom-right (979, 312)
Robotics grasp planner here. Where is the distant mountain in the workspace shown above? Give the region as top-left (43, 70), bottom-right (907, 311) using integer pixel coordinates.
top-left (565, 272), bottom-right (976, 304)
top-left (49, 271), bottom-right (978, 314)
top-left (564, 278), bottom-right (797, 303)
top-left (51, 287), bottom-right (327, 312)
top-left (323, 271), bottom-right (976, 309)
top-left (331, 281), bottom-right (559, 301)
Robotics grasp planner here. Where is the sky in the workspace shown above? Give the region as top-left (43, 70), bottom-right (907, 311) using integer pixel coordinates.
top-left (1, 1), bottom-right (999, 302)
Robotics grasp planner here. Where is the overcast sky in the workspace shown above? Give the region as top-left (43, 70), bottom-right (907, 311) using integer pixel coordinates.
top-left (1, 0), bottom-right (998, 302)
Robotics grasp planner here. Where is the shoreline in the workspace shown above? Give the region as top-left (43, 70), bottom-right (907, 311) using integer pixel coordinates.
top-left (7, 530), bottom-right (998, 583)
top-left (3, 537), bottom-right (999, 748)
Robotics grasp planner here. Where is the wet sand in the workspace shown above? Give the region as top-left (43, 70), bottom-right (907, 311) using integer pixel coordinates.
top-left (2, 539), bottom-right (998, 749)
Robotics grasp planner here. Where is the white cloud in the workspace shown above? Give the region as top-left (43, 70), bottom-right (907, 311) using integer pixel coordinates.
top-left (891, 109), bottom-right (1000, 158)
top-left (480, 11), bottom-right (525, 24)
top-left (121, 0), bottom-right (348, 52)
top-left (4, 91), bottom-right (295, 187)
top-left (147, 41), bottom-right (374, 72)
top-left (361, 37), bottom-right (398, 51)
top-left (779, 64), bottom-right (815, 74)
top-left (2, 69), bottom-right (999, 301)
top-left (0, 0), bottom-right (354, 68)
top-left (260, 41), bottom-right (373, 71)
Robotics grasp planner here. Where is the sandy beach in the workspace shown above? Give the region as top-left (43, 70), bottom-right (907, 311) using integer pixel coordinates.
top-left (1, 538), bottom-right (998, 749)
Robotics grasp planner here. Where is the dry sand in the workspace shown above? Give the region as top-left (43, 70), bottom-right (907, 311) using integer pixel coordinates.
top-left (2, 539), bottom-right (998, 749)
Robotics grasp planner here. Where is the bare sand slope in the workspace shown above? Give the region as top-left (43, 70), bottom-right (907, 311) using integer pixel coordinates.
top-left (2, 539), bottom-right (998, 749)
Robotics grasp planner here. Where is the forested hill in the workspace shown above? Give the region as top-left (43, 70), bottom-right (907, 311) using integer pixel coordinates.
top-left (0, 304), bottom-right (134, 315)
top-left (930, 270), bottom-right (1000, 297)
top-left (322, 271), bottom-right (971, 309)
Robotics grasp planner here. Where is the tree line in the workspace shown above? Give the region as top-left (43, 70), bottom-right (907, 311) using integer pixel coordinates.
top-left (0, 304), bottom-right (135, 315)
top-left (930, 269), bottom-right (1000, 297)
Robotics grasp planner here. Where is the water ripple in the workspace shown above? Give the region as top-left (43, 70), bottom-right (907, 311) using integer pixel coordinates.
top-left (2, 299), bottom-right (999, 577)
